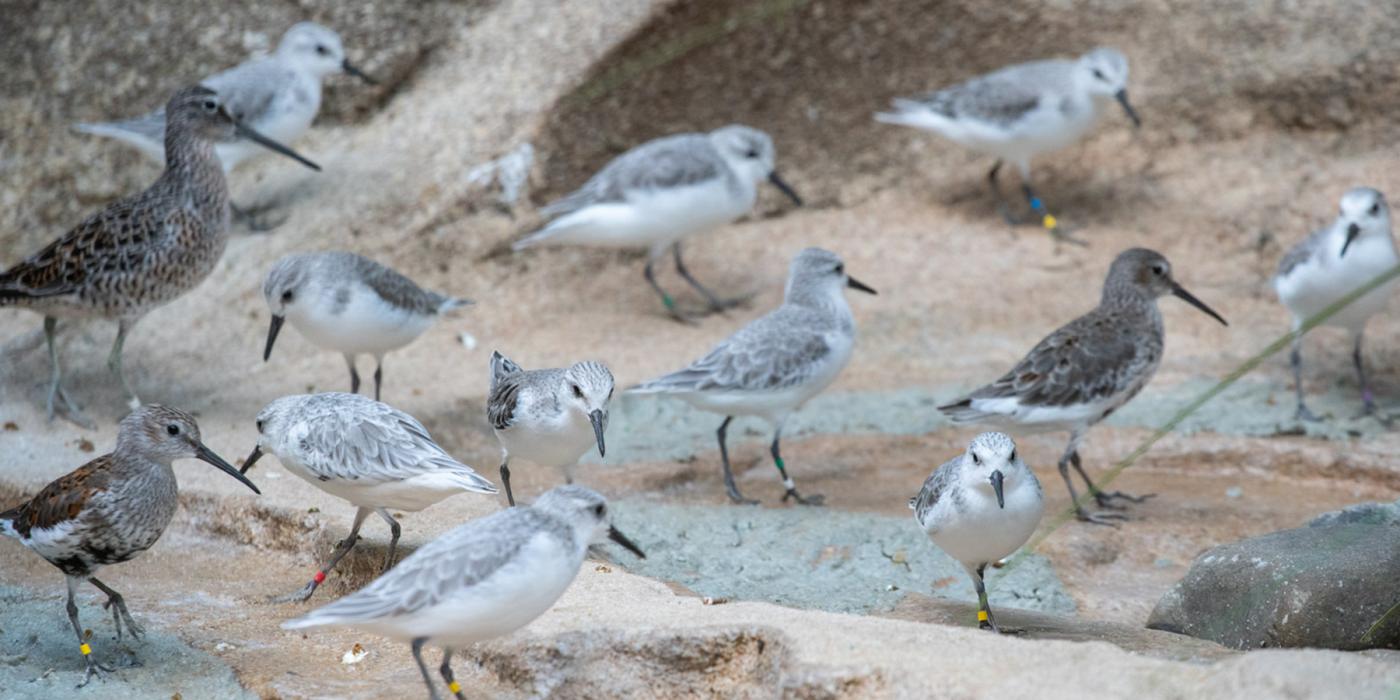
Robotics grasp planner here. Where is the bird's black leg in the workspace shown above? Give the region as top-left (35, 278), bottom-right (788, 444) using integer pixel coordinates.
top-left (412, 637), bottom-right (443, 700)
top-left (1070, 450), bottom-right (1154, 508)
top-left (107, 320), bottom-right (142, 410)
top-left (717, 417), bottom-right (756, 504)
top-left (988, 160), bottom-right (1023, 225)
top-left (67, 577), bottom-right (114, 687)
top-left (1057, 437), bottom-right (1125, 526)
top-left (774, 425), bottom-right (823, 505)
top-left (275, 507), bottom-right (370, 602)
top-left (1290, 335), bottom-right (1320, 421)
top-left (345, 354), bottom-right (361, 395)
top-left (89, 577), bottom-right (143, 641)
top-left (972, 563), bottom-right (999, 633)
top-left (43, 317), bottom-right (94, 429)
top-left (439, 647), bottom-right (466, 700)
top-left (376, 507), bottom-right (402, 570)
top-left (673, 242), bottom-right (744, 313)
top-left (373, 358), bottom-right (384, 402)
top-left (499, 454), bottom-right (515, 507)
top-left (1021, 180), bottom-right (1086, 247)
top-left (644, 255), bottom-right (694, 324)
top-left (1353, 331), bottom-right (1391, 424)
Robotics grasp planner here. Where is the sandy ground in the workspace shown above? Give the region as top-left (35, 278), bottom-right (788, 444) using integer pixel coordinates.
top-left (4, 0), bottom-right (1400, 696)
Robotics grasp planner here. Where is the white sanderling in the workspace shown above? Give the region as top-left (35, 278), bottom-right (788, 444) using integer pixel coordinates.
top-left (241, 392), bottom-right (497, 602)
top-left (487, 351), bottom-right (614, 506)
top-left (939, 248), bottom-right (1226, 524)
top-left (512, 125), bottom-right (803, 322)
top-left (75, 22), bottom-right (374, 174)
top-left (1, 85), bottom-right (319, 428)
top-left (1274, 187), bottom-right (1397, 421)
top-left (261, 251), bottom-right (473, 401)
top-left (909, 432), bottom-right (1042, 633)
top-left (0, 405), bottom-right (259, 685)
top-left (876, 47), bottom-right (1139, 243)
top-left (629, 248), bottom-right (876, 505)
top-left (282, 485), bottom-right (644, 700)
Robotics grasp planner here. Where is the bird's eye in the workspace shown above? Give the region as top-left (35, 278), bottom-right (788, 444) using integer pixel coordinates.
top-left (281, 290), bottom-right (294, 303)
top-left (316, 45), bottom-right (329, 55)
top-left (971, 452), bottom-right (980, 465)
top-left (255, 419), bottom-right (264, 434)
top-left (833, 264), bottom-right (844, 275)
top-left (607, 387), bottom-right (614, 401)
top-left (1371, 203), bottom-right (1381, 216)
top-left (1092, 69), bottom-right (1106, 80)
top-left (1009, 449), bottom-right (1017, 462)
top-left (166, 424), bottom-right (180, 436)
top-left (572, 384), bottom-right (584, 399)
top-left (593, 504), bottom-right (606, 517)
top-left (1152, 264), bottom-right (1166, 276)
top-left (202, 99), bottom-right (218, 112)
top-left (745, 149), bottom-right (759, 159)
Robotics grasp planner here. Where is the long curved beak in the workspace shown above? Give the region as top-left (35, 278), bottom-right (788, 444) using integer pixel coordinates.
top-left (607, 526), bottom-right (646, 559)
top-left (342, 59), bottom-right (378, 85)
top-left (847, 276), bottom-right (877, 295)
top-left (989, 470), bottom-right (1005, 509)
top-left (263, 315), bottom-right (285, 361)
top-left (1340, 222), bottom-right (1361, 258)
top-left (589, 410), bottom-right (607, 459)
top-left (240, 445), bottom-right (265, 475)
top-left (768, 171), bottom-right (804, 207)
top-left (1115, 89), bottom-right (1142, 128)
top-left (1171, 283), bottom-right (1228, 326)
top-left (196, 443), bottom-right (261, 494)
top-left (225, 109), bottom-right (321, 171)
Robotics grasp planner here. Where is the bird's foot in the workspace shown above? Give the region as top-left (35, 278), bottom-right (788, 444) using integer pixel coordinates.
top-left (1076, 507), bottom-right (1129, 526)
top-left (725, 490), bottom-right (760, 506)
top-left (1295, 404), bottom-right (1323, 422)
top-left (782, 489), bottom-right (825, 506)
top-left (996, 202), bottom-right (1026, 226)
top-left (702, 293), bottom-right (755, 316)
top-left (663, 305), bottom-right (703, 326)
top-left (1357, 401), bottom-right (1394, 427)
top-left (270, 580), bottom-right (319, 604)
top-left (46, 384), bottom-right (95, 430)
top-left (77, 658), bottom-right (116, 688)
top-left (102, 599), bottom-right (144, 642)
top-left (1093, 490), bottom-right (1155, 508)
top-left (1045, 220), bottom-right (1089, 248)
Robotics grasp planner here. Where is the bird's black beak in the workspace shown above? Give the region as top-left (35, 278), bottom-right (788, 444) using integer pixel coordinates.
top-left (196, 443), bottom-right (261, 494)
top-left (263, 315), bottom-right (285, 362)
top-left (1115, 89), bottom-right (1142, 128)
top-left (239, 445), bottom-right (264, 475)
top-left (1171, 283), bottom-right (1228, 326)
top-left (768, 171), bottom-right (804, 207)
top-left (847, 276), bottom-right (877, 295)
top-left (989, 470), bottom-right (1005, 509)
top-left (607, 526), bottom-right (646, 559)
top-left (225, 109), bottom-right (321, 171)
top-left (341, 59), bottom-right (377, 85)
top-left (589, 410), bottom-right (607, 459)
top-left (1341, 222), bottom-right (1361, 258)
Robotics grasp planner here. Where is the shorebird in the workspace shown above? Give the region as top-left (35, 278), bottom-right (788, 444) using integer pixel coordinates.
top-left (242, 392), bottom-right (497, 602)
top-left (0, 405), bottom-right (259, 686)
top-left (910, 432), bottom-right (1043, 633)
top-left (487, 351), bottom-right (614, 506)
top-left (262, 251), bottom-right (473, 401)
top-left (0, 85), bottom-right (319, 428)
top-left (1275, 187), bottom-right (1398, 421)
top-left (876, 47), bottom-right (1140, 244)
top-left (513, 125), bottom-right (803, 322)
top-left (282, 485), bottom-right (644, 700)
top-left (939, 248), bottom-right (1227, 524)
top-left (629, 248), bottom-right (876, 505)
top-left (75, 22), bottom-right (374, 174)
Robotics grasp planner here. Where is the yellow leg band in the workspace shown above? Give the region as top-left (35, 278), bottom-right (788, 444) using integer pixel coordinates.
top-left (449, 681), bottom-right (461, 694)
top-left (79, 643), bottom-right (92, 655)
top-left (976, 610), bottom-right (989, 622)
top-left (1042, 214), bottom-right (1058, 229)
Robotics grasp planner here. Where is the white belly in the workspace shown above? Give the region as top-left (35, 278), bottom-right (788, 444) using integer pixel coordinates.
top-left (540, 178), bottom-right (754, 250)
top-left (1276, 237), bottom-right (1398, 332)
top-left (496, 410), bottom-right (598, 468)
top-left (926, 484), bottom-right (1043, 566)
top-left (291, 292), bottom-right (434, 358)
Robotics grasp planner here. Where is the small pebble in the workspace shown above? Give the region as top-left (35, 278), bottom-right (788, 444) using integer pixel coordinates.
top-left (1225, 487), bottom-right (1243, 499)
top-left (341, 643), bottom-right (368, 665)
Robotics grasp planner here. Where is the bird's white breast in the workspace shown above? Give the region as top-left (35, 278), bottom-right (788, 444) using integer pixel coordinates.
top-left (1276, 234), bottom-right (1399, 332)
top-left (290, 284), bottom-right (435, 357)
top-left (543, 177), bottom-right (755, 250)
top-left (923, 479), bottom-right (1043, 566)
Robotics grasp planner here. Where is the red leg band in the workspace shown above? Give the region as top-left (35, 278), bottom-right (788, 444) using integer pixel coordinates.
top-left (313, 571), bottom-right (326, 584)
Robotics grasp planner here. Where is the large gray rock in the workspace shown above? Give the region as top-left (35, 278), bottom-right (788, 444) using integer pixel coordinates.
top-left (1147, 520), bottom-right (1400, 650)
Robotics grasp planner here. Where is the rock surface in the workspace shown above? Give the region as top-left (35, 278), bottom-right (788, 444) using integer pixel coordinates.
top-left (1147, 521), bottom-right (1400, 650)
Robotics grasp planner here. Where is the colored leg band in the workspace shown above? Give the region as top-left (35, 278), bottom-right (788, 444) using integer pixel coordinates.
top-left (1042, 214), bottom-right (1058, 229)
top-left (1029, 197), bottom-right (1043, 211)
top-left (783, 478), bottom-right (795, 490)
top-left (774, 457), bottom-right (785, 469)
top-left (449, 681), bottom-right (462, 694)
top-left (80, 643), bottom-right (92, 655)
top-left (662, 295), bottom-right (675, 309)
top-left (977, 610), bottom-right (989, 622)
top-left (313, 571), bottom-right (327, 584)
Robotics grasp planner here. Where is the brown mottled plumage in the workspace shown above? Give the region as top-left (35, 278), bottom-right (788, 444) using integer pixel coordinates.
top-left (0, 85), bottom-right (318, 427)
top-left (0, 405), bottom-right (258, 686)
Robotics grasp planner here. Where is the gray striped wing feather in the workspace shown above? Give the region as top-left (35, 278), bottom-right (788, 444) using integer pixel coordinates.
top-left (542, 133), bottom-right (722, 216)
top-left (969, 309), bottom-right (1151, 408)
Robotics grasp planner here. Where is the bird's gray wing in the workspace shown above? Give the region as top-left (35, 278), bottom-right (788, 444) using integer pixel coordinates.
top-left (1276, 226), bottom-right (1328, 279)
top-left (201, 58), bottom-right (290, 124)
top-left (906, 60), bottom-right (1066, 128)
top-left (634, 309), bottom-right (831, 394)
top-left (541, 133), bottom-right (723, 216)
top-left (908, 456), bottom-right (960, 529)
top-left (296, 397), bottom-right (490, 487)
top-left (348, 255), bottom-right (446, 315)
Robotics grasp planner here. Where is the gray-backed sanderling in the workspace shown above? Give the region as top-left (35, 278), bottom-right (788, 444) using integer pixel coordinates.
top-left (241, 392), bottom-right (497, 602)
top-left (1, 86), bottom-right (319, 428)
top-left (0, 405), bottom-right (258, 686)
top-left (282, 485), bottom-right (644, 700)
top-left (939, 248), bottom-right (1226, 524)
top-left (261, 251), bottom-right (473, 401)
top-left (75, 22), bottom-right (373, 174)
top-left (1275, 187), bottom-right (1398, 421)
top-left (909, 432), bottom-right (1042, 633)
top-left (629, 248), bottom-right (876, 505)
top-left (876, 47), bottom-right (1139, 243)
top-left (513, 125), bottom-right (803, 322)
top-left (487, 351), bottom-right (614, 506)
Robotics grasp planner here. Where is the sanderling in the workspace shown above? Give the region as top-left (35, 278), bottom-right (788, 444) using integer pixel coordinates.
top-left (876, 47), bottom-right (1139, 244)
top-left (0, 405), bottom-right (258, 686)
top-left (1275, 187), bottom-right (1397, 421)
top-left (1, 86), bottom-right (319, 428)
top-left (939, 248), bottom-right (1226, 524)
top-left (282, 485), bottom-right (644, 700)
top-left (261, 252), bottom-right (473, 401)
top-left (513, 125), bottom-right (803, 322)
top-left (629, 248), bottom-right (876, 504)
top-left (487, 351), bottom-right (614, 506)
top-left (242, 392), bottom-right (497, 602)
top-left (910, 432), bottom-right (1042, 633)
top-left (75, 22), bottom-right (373, 174)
